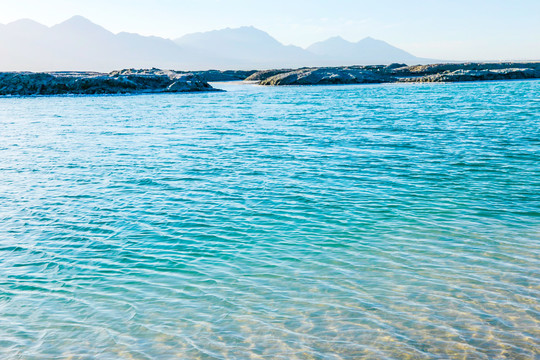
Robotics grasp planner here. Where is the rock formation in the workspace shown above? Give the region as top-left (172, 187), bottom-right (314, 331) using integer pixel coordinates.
top-left (259, 67), bottom-right (392, 86)
top-left (1, 62), bottom-right (539, 95)
top-left (392, 62), bottom-right (540, 76)
top-left (252, 62), bottom-right (540, 86)
top-left (0, 69), bottom-right (220, 95)
top-left (190, 70), bottom-right (257, 82)
top-left (244, 69), bottom-right (294, 82)
top-left (398, 68), bottom-right (538, 83)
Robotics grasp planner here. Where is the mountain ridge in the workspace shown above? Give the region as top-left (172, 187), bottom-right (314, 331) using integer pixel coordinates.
top-left (307, 36), bottom-right (426, 65)
top-left (174, 26), bottom-right (318, 68)
top-left (0, 16), bottom-right (432, 71)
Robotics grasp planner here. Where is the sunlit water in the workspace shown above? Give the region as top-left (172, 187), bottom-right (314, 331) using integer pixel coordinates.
top-left (0, 80), bottom-right (539, 359)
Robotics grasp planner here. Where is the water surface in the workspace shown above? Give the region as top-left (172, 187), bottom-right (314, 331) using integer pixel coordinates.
top-left (0, 81), bottom-right (539, 359)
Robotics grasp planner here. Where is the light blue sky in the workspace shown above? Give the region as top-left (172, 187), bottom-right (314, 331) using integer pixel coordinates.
top-left (1, 0), bottom-right (539, 60)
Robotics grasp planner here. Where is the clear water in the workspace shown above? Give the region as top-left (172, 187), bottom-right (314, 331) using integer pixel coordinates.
top-left (0, 81), bottom-right (539, 360)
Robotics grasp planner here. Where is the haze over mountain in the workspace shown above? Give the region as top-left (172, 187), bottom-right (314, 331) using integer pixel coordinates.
top-left (0, 16), bottom-right (219, 71)
top-left (308, 36), bottom-right (423, 66)
top-left (0, 16), bottom-right (432, 72)
top-left (174, 26), bottom-right (315, 69)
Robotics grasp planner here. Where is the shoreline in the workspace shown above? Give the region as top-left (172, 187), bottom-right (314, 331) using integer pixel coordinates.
top-left (253, 62), bottom-right (540, 86)
top-left (2, 78), bottom-right (539, 99)
top-left (1, 62), bottom-right (539, 96)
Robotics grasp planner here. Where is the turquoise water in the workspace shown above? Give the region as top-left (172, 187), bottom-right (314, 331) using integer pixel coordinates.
top-left (0, 80), bottom-right (539, 359)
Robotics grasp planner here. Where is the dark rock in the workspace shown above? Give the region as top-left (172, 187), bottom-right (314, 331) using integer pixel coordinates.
top-left (386, 63), bottom-right (407, 69)
top-left (259, 67), bottom-right (392, 85)
top-left (245, 69), bottom-right (294, 81)
top-left (165, 74), bottom-right (215, 92)
top-left (2, 63), bottom-right (539, 94)
top-left (256, 62), bottom-right (540, 86)
top-left (393, 62), bottom-right (540, 77)
top-left (192, 70), bottom-right (257, 82)
top-left (110, 68), bottom-right (256, 82)
top-left (0, 69), bottom-right (221, 96)
top-left (399, 68), bottom-right (539, 83)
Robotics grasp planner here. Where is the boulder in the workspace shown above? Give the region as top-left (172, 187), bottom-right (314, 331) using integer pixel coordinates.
top-left (166, 74), bottom-right (216, 92)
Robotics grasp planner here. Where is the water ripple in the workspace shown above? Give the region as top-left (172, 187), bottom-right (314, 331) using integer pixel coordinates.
top-left (0, 81), bottom-right (539, 359)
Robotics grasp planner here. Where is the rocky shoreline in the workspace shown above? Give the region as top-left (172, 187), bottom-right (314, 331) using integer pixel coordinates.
top-left (0, 69), bottom-right (221, 96)
top-left (1, 62), bottom-right (538, 95)
top-left (255, 62), bottom-right (540, 86)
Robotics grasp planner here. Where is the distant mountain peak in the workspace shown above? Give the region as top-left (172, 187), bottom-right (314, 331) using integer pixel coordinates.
top-left (236, 25), bottom-right (257, 30)
top-left (358, 36), bottom-right (387, 45)
top-left (62, 15), bottom-right (94, 24)
top-left (307, 34), bottom-right (424, 65)
top-left (0, 15), bottom-right (432, 71)
top-left (175, 26), bottom-right (282, 48)
top-left (7, 18), bottom-right (43, 26)
top-left (5, 18), bottom-right (48, 31)
top-left (179, 26), bottom-right (274, 39)
top-left (327, 35), bottom-right (346, 40)
top-left (51, 15), bottom-right (111, 34)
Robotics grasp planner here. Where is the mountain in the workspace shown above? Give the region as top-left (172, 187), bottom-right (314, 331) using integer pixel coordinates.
top-left (174, 26), bottom-right (316, 68)
top-left (3, 18), bottom-right (49, 35)
top-left (175, 29), bottom-right (431, 68)
top-left (307, 36), bottom-right (429, 65)
top-left (0, 16), bottom-right (218, 71)
top-left (0, 19), bottom-right (51, 69)
top-left (0, 16), bottom-right (431, 72)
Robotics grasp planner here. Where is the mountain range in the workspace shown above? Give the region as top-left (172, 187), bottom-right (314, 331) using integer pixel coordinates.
top-left (0, 16), bottom-right (434, 72)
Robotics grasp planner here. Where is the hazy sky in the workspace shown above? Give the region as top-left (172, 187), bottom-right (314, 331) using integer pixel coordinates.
top-left (1, 0), bottom-right (539, 60)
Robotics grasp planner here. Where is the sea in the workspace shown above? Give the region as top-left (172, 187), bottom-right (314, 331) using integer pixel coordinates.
top-left (0, 80), bottom-right (539, 359)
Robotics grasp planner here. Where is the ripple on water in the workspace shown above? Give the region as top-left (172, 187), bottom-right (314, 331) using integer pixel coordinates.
top-left (0, 81), bottom-right (539, 359)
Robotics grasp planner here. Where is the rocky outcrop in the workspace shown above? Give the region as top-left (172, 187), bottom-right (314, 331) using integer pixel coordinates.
top-left (392, 62), bottom-right (540, 76)
top-left (191, 70), bottom-right (257, 82)
top-left (2, 62), bottom-right (539, 94)
top-left (244, 69), bottom-right (294, 81)
top-left (255, 62), bottom-right (540, 86)
top-left (259, 67), bottom-right (392, 85)
top-left (399, 68), bottom-right (539, 83)
top-left (247, 64), bottom-right (405, 84)
top-left (111, 68), bottom-right (257, 82)
top-left (0, 69), bottom-right (220, 96)
top-left (164, 74), bottom-right (216, 92)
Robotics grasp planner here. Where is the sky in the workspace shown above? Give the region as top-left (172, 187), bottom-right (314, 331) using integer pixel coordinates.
top-left (1, 0), bottom-right (539, 61)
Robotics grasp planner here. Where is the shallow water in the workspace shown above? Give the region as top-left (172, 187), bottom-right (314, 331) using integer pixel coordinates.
top-left (0, 80), bottom-right (539, 359)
